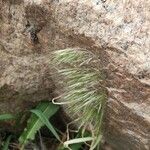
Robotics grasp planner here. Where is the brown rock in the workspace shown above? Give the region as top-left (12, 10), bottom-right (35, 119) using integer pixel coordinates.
top-left (0, 0), bottom-right (149, 149)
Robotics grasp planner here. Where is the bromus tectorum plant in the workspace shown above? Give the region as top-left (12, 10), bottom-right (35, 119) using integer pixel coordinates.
top-left (52, 48), bottom-right (107, 150)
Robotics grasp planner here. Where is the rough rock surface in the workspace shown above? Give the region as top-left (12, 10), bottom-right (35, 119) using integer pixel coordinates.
top-left (0, 0), bottom-right (150, 149)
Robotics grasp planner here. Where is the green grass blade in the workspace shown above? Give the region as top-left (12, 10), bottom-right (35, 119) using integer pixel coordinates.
top-left (0, 114), bottom-right (15, 121)
top-left (31, 109), bottom-right (61, 141)
top-left (19, 102), bottom-right (60, 148)
top-left (2, 135), bottom-right (12, 150)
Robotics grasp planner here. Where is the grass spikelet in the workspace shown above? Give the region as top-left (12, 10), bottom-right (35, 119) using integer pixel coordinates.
top-left (52, 48), bottom-right (107, 149)
top-left (53, 48), bottom-right (91, 65)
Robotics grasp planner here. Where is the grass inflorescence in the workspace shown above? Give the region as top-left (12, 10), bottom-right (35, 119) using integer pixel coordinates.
top-left (52, 48), bottom-right (107, 149)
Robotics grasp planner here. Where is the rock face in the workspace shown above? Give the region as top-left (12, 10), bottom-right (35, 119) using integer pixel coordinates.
top-left (0, 0), bottom-right (150, 149)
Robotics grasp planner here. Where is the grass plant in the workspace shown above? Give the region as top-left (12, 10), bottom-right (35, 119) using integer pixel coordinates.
top-left (52, 48), bottom-right (107, 149)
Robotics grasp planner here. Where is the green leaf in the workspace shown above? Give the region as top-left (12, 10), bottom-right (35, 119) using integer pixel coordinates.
top-left (19, 102), bottom-right (60, 149)
top-left (2, 135), bottom-right (12, 150)
top-left (31, 109), bottom-right (61, 141)
top-left (58, 143), bottom-right (82, 150)
top-left (69, 142), bottom-right (83, 150)
top-left (0, 114), bottom-right (15, 121)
